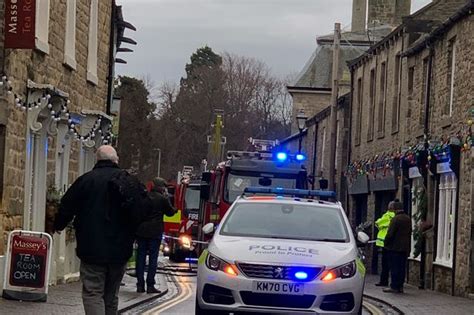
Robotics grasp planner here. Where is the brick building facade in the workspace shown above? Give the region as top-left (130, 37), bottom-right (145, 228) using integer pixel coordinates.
top-left (347, 0), bottom-right (473, 296)
top-left (0, 1), bottom-right (134, 285)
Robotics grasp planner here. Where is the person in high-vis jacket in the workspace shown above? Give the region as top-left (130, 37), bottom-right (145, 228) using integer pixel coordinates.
top-left (374, 201), bottom-right (396, 286)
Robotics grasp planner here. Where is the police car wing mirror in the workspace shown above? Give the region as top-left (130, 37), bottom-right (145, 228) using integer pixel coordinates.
top-left (357, 232), bottom-right (370, 244)
top-left (202, 223), bottom-right (215, 235)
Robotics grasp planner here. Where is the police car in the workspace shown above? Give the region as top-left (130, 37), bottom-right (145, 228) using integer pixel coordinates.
top-left (196, 187), bottom-right (369, 314)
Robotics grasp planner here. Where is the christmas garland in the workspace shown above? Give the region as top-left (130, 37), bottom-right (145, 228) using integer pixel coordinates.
top-left (412, 186), bottom-right (428, 258)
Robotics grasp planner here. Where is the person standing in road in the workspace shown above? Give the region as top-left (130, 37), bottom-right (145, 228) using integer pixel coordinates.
top-left (383, 201), bottom-right (412, 293)
top-left (53, 145), bottom-right (148, 315)
top-left (374, 201), bottom-right (396, 287)
top-left (136, 178), bottom-right (176, 293)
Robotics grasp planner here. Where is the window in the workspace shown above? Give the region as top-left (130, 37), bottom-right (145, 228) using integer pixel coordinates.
top-left (392, 55), bottom-right (401, 133)
top-left (35, 0), bottom-right (50, 54)
top-left (435, 172), bottom-right (457, 267)
top-left (355, 78), bottom-right (363, 145)
top-left (408, 66), bottom-right (415, 100)
top-left (321, 127), bottom-right (327, 170)
top-left (420, 58), bottom-right (429, 126)
top-left (87, 0), bottom-right (99, 85)
top-left (64, 0), bottom-right (77, 69)
top-left (410, 178), bottom-right (423, 260)
top-left (445, 38), bottom-right (456, 116)
top-left (377, 62), bottom-right (387, 135)
top-left (367, 68), bottom-right (376, 141)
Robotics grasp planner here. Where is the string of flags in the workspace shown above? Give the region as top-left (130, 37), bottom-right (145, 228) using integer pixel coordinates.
top-left (1, 73), bottom-right (114, 144)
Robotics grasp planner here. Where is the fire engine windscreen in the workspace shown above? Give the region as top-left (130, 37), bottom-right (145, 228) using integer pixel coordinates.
top-left (225, 173), bottom-right (297, 203)
top-left (185, 186), bottom-right (201, 210)
top-left (220, 203), bottom-right (349, 242)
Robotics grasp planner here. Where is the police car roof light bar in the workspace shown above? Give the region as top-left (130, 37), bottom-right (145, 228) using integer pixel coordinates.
top-left (243, 187), bottom-right (336, 199)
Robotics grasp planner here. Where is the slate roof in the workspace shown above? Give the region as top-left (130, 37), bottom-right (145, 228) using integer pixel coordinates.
top-left (292, 26), bottom-right (392, 89)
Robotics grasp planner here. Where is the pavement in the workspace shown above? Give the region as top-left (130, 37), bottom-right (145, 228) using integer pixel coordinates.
top-left (364, 274), bottom-right (474, 315)
top-left (0, 270), bottom-right (168, 315)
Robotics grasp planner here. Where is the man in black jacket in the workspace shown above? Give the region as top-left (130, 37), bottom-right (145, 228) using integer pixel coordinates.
top-left (383, 201), bottom-right (412, 293)
top-left (136, 178), bottom-right (176, 293)
top-left (54, 145), bottom-right (145, 315)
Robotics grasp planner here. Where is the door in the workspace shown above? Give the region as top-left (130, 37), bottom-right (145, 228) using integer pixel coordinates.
top-left (354, 194), bottom-right (368, 227)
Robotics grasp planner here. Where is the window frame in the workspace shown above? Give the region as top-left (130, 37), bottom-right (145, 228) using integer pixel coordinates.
top-left (87, 0), bottom-right (99, 85)
top-left (355, 77), bottom-right (363, 146)
top-left (435, 172), bottom-right (457, 268)
top-left (64, 0), bottom-right (77, 70)
top-left (367, 68), bottom-right (376, 142)
top-left (377, 61), bottom-right (387, 137)
top-left (35, 0), bottom-right (50, 54)
top-left (446, 38), bottom-right (456, 117)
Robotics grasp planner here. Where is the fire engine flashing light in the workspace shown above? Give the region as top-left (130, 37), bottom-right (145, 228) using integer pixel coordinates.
top-left (243, 187), bottom-right (336, 199)
top-left (276, 152), bottom-right (288, 161)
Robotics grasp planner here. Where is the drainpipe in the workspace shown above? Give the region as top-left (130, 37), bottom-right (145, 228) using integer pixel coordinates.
top-left (422, 44), bottom-right (433, 292)
top-left (311, 123), bottom-right (319, 190)
top-left (106, 1), bottom-right (117, 115)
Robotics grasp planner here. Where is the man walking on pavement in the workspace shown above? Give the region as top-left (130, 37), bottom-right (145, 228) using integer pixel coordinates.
top-left (53, 145), bottom-right (148, 315)
top-left (383, 200), bottom-right (412, 294)
top-left (374, 201), bottom-right (396, 287)
top-left (136, 178), bottom-right (176, 293)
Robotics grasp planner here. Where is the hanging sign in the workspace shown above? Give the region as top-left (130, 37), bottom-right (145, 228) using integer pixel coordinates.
top-left (4, 0), bottom-right (36, 49)
top-left (2, 230), bottom-right (52, 302)
top-left (408, 167), bottom-right (422, 179)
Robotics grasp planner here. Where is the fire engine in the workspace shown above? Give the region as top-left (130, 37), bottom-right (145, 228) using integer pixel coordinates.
top-left (194, 148), bottom-right (308, 255)
top-left (163, 167), bottom-right (204, 261)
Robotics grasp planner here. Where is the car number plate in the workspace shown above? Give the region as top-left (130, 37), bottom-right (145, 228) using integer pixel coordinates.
top-left (252, 281), bottom-right (304, 295)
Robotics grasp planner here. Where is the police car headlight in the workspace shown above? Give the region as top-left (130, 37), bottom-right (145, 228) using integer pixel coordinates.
top-left (321, 261), bottom-right (356, 282)
top-left (206, 253), bottom-right (238, 276)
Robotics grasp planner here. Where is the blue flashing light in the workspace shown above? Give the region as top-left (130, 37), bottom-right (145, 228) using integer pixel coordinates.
top-left (276, 152), bottom-right (288, 161)
top-left (296, 154), bottom-right (306, 161)
top-left (294, 271), bottom-right (308, 280)
top-left (243, 187), bottom-right (337, 199)
top-left (185, 257), bottom-right (198, 263)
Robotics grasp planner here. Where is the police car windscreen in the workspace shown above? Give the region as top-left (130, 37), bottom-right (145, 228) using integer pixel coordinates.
top-left (220, 203), bottom-right (349, 242)
top-left (225, 174), bottom-right (296, 203)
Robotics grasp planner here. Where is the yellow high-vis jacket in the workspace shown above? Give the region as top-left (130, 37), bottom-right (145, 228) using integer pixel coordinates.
top-left (375, 211), bottom-right (395, 247)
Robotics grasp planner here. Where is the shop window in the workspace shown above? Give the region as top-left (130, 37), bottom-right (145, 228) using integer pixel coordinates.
top-left (64, 0), bottom-right (77, 69)
top-left (35, 0), bottom-right (50, 53)
top-left (87, 0), bottom-right (99, 85)
top-left (367, 68), bottom-right (376, 141)
top-left (445, 38), bottom-right (456, 117)
top-left (435, 172), bottom-right (457, 267)
top-left (355, 78), bottom-right (363, 146)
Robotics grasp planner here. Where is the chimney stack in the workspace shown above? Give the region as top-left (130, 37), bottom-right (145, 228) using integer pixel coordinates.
top-left (367, 0), bottom-right (411, 27)
top-left (351, 0), bottom-right (368, 32)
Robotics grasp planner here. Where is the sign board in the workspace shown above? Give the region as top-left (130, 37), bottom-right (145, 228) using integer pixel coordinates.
top-left (408, 167), bottom-right (422, 179)
top-left (2, 230), bottom-right (52, 302)
top-left (4, 0), bottom-right (36, 49)
top-left (436, 162), bottom-right (453, 174)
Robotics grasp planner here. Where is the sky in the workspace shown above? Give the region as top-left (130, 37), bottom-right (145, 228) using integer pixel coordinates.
top-left (116, 0), bottom-right (432, 86)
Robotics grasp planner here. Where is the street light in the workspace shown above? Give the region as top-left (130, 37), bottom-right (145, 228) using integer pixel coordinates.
top-left (296, 110), bottom-right (308, 153)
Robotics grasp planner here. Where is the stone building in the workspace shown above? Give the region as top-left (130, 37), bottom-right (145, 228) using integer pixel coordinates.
top-left (347, 0), bottom-right (473, 296)
top-left (0, 1), bottom-right (134, 285)
top-left (284, 0), bottom-right (409, 202)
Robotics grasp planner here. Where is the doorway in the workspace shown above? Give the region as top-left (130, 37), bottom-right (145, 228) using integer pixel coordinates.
top-left (354, 194), bottom-right (368, 227)
top-left (371, 191), bottom-right (396, 274)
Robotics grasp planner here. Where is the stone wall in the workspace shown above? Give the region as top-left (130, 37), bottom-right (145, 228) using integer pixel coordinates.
top-left (0, 0), bottom-right (113, 253)
top-left (290, 91), bottom-right (331, 134)
top-left (368, 0), bottom-right (411, 27)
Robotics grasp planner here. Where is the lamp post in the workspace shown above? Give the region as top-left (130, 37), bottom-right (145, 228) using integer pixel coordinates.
top-left (296, 110), bottom-right (308, 153)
